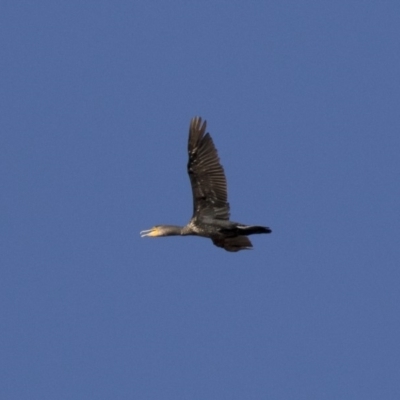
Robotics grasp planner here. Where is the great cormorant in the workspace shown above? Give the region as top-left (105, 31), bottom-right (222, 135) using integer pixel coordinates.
top-left (140, 117), bottom-right (271, 252)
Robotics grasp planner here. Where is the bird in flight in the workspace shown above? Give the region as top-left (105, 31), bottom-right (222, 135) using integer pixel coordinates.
top-left (140, 117), bottom-right (271, 251)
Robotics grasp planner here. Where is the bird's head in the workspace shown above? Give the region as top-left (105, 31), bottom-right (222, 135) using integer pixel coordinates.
top-left (140, 226), bottom-right (164, 237)
top-left (140, 225), bottom-right (183, 237)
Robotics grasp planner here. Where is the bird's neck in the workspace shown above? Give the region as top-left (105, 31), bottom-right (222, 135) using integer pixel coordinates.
top-left (162, 225), bottom-right (184, 236)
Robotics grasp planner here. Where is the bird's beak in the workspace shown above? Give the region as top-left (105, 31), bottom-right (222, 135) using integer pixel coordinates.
top-left (140, 228), bottom-right (158, 237)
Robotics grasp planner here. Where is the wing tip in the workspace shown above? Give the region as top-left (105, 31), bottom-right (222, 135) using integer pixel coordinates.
top-left (190, 116), bottom-right (207, 133)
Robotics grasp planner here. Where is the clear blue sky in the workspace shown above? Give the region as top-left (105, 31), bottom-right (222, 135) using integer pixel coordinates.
top-left (1, 1), bottom-right (399, 399)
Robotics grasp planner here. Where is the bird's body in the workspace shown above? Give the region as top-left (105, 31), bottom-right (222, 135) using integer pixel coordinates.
top-left (140, 117), bottom-right (271, 252)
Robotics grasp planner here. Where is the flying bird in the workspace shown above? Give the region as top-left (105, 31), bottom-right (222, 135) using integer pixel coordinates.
top-left (140, 117), bottom-right (271, 252)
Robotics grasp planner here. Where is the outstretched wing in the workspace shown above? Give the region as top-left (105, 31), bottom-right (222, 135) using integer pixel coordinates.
top-left (187, 117), bottom-right (230, 220)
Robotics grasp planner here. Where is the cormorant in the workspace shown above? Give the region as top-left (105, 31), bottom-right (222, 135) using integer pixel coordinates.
top-left (140, 117), bottom-right (272, 252)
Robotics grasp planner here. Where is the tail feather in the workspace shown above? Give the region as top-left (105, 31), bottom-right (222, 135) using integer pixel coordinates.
top-left (237, 225), bottom-right (272, 235)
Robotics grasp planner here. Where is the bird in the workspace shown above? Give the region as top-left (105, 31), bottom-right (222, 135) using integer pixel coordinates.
top-left (140, 117), bottom-right (272, 252)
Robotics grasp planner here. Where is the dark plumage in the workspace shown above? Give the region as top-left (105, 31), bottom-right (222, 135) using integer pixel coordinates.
top-left (140, 117), bottom-right (271, 252)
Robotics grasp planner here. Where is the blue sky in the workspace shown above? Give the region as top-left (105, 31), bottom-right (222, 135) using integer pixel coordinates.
top-left (1, 1), bottom-right (400, 398)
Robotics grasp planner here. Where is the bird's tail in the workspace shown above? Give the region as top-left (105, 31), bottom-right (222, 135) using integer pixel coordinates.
top-left (237, 225), bottom-right (272, 235)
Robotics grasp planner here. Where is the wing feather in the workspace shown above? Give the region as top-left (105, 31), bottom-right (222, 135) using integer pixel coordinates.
top-left (187, 117), bottom-right (230, 220)
top-left (212, 236), bottom-right (253, 252)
